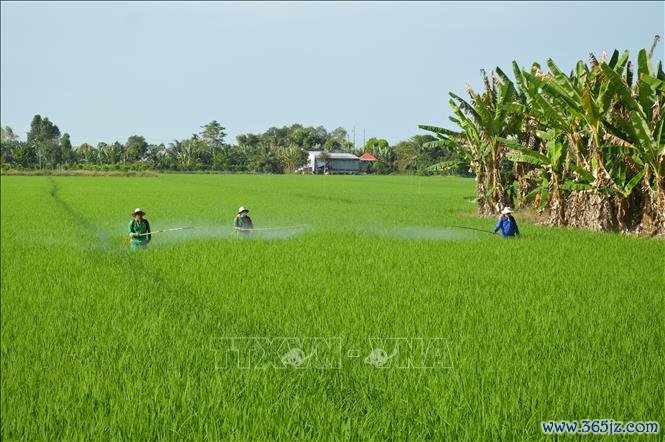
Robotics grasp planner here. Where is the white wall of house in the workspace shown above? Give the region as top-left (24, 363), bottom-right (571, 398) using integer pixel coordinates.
top-left (307, 151), bottom-right (360, 173)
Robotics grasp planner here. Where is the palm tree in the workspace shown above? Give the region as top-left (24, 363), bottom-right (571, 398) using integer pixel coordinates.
top-left (250, 145), bottom-right (281, 173)
top-left (168, 139), bottom-right (195, 169)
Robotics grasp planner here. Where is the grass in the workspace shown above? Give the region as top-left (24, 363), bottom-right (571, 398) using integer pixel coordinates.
top-left (1, 174), bottom-right (664, 440)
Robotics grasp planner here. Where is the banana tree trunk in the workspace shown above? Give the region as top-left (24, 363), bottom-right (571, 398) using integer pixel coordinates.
top-left (638, 168), bottom-right (665, 236)
top-left (487, 142), bottom-right (511, 214)
top-left (565, 188), bottom-right (618, 232)
top-left (566, 130), bottom-right (619, 231)
top-left (475, 163), bottom-right (493, 216)
top-left (547, 174), bottom-right (566, 226)
top-left (515, 120), bottom-right (539, 208)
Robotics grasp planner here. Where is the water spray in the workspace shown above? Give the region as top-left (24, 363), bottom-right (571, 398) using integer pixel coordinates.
top-left (451, 225), bottom-right (494, 235)
top-left (134, 226), bottom-right (195, 237)
top-left (232, 225), bottom-right (305, 232)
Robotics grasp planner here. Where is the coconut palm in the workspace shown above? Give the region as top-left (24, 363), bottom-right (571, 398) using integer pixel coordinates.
top-left (249, 145), bottom-right (282, 173)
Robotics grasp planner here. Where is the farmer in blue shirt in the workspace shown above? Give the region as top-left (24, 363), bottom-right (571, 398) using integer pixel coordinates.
top-left (493, 207), bottom-right (520, 238)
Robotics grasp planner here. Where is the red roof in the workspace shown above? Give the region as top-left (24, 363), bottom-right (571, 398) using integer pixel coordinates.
top-left (359, 153), bottom-right (376, 161)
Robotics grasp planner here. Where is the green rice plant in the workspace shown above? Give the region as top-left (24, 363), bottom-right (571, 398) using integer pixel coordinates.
top-left (1, 174), bottom-right (663, 440)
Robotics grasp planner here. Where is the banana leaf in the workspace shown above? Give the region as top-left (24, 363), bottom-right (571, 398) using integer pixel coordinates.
top-left (418, 125), bottom-right (462, 138)
top-left (506, 152), bottom-right (547, 166)
top-left (600, 145), bottom-right (636, 154)
top-left (547, 58), bottom-right (581, 100)
top-left (640, 74), bottom-right (665, 92)
top-left (630, 110), bottom-right (655, 160)
top-left (560, 181), bottom-right (593, 191)
top-left (637, 48), bottom-right (654, 79)
top-left (449, 92), bottom-right (483, 124)
top-left (569, 164), bottom-right (594, 182)
top-left (622, 170), bottom-right (645, 196)
top-left (581, 86), bottom-right (601, 127)
top-left (600, 63), bottom-right (646, 120)
top-left (497, 136), bottom-right (550, 164)
top-left (524, 71), bottom-right (582, 115)
top-left (539, 177), bottom-right (550, 208)
top-left (423, 139), bottom-right (456, 149)
top-left (427, 160), bottom-right (467, 173)
top-left (524, 186), bottom-right (542, 202)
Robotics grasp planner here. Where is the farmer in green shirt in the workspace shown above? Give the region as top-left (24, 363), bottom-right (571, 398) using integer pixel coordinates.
top-left (234, 206), bottom-right (254, 235)
top-left (129, 208), bottom-right (151, 249)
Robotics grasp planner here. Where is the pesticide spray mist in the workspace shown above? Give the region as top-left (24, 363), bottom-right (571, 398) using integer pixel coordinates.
top-left (144, 221), bottom-right (310, 246)
top-left (384, 226), bottom-right (480, 241)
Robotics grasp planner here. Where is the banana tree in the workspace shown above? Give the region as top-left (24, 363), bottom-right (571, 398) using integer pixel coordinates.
top-left (421, 41), bottom-right (663, 234)
top-left (499, 128), bottom-right (591, 224)
top-left (420, 70), bottom-right (522, 215)
top-left (515, 54), bottom-right (635, 230)
top-left (599, 53), bottom-right (665, 233)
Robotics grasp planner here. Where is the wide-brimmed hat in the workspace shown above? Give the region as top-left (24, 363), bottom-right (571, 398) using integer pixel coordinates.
top-left (501, 207), bottom-right (513, 215)
top-left (238, 206), bottom-right (248, 214)
top-left (133, 208), bottom-right (145, 216)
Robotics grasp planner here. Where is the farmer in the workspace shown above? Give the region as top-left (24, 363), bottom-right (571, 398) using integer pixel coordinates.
top-left (129, 208), bottom-right (151, 249)
top-left (234, 206), bottom-right (254, 235)
top-left (493, 207), bottom-right (520, 238)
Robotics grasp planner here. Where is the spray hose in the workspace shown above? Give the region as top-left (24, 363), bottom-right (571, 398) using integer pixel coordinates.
top-left (233, 225), bottom-right (305, 232)
top-left (133, 226), bottom-right (195, 237)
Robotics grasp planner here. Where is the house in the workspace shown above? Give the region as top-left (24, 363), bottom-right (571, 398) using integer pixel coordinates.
top-left (358, 153), bottom-right (376, 172)
top-left (307, 150), bottom-right (361, 174)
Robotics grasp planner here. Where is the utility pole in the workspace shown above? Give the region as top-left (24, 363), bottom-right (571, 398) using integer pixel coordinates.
top-left (352, 126), bottom-right (356, 151)
top-left (363, 128), bottom-right (366, 150)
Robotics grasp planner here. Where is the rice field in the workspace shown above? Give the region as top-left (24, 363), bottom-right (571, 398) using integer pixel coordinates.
top-left (1, 174), bottom-right (663, 440)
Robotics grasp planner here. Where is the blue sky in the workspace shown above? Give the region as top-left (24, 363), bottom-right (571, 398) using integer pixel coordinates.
top-left (1, 1), bottom-right (663, 147)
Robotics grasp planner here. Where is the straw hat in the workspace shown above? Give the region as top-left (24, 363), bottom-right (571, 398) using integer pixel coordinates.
top-left (501, 207), bottom-right (513, 215)
top-left (133, 208), bottom-right (145, 216)
top-left (238, 206), bottom-right (248, 214)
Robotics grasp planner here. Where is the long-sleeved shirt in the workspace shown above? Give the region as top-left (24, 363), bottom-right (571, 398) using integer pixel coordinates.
top-left (129, 219), bottom-right (151, 243)
top-left (493, 215), bottom-right (520, 237)
top-left (234, 215), bottom-right (254, 230)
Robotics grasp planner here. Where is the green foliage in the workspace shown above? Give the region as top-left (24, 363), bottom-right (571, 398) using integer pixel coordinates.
top-left (363, 137), bottom-right (389, 153)
top-left (394, 134), bottom-right (454, 175)
top-left (125, 135), bottom-right (148, 163)
top-left (235, 124), bottom-right (355, 153)
top-left (2, 116), bottom-right (461, 176)
top-left (278, 144), bottom-right (307, 173)
top-left (2, 120), bottom-right (381, 173)
top-left (27, 115), bottom-right (60, 145)
top-left (200, 120), bottom-right (227, 150)
top-left (421, 42), bottom-right (665, 232)
top-left (1, 126), bottom-right (21, 167)
top-left (60, 133), bottom-right (74, 166)
top-left (248, 145), bottom-right (282, 173)
top-left (27, 115), bottom-right (62, 169)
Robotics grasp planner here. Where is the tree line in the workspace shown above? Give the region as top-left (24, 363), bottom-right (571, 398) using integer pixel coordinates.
top-left (0, 118), bottom-right (461, 175)
top-left (421, 38), bottom-right (664, 235)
